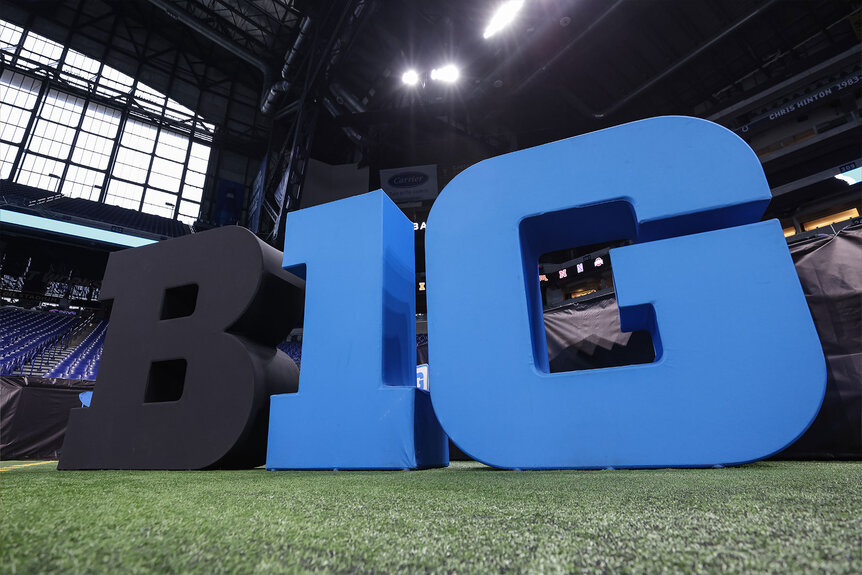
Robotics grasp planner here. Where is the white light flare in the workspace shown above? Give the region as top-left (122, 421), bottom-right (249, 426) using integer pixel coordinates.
top-left (430, 64), bottom-right (460, 83)
top-left (483, 0), bottom-right (525, 39)
top-left (401, 69), bottom-right (419, 86)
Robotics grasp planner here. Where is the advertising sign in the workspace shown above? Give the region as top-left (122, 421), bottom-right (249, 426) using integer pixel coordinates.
top-left (379, 165), bottom-right (438, 204)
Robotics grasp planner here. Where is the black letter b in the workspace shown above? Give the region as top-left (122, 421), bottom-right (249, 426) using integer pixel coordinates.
top-left (59, 227), bottom-right (303, 469)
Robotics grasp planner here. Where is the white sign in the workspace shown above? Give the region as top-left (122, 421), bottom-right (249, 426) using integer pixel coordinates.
top-left (380, 165), bottom-right (438, 204)
top-left (416, 364), bottom-right (429, 391)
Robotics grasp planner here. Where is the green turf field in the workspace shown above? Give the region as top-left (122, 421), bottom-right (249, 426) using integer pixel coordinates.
top-left (1, 460), bottom-right (860, 574)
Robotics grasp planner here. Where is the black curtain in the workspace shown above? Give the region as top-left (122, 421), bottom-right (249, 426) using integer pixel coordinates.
top-left (1, 377), bottom-right (94, 460)
top-left (775, 225), bottom-right (862, 459)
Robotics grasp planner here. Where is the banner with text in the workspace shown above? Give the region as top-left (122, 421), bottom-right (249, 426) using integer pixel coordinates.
top-left (380, 165), bottom-right (438, 204)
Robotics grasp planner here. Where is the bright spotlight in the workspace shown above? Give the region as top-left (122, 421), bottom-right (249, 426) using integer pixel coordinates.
top-left (430, 64), bottom-right (459, 83)
top-left (402, 69), bottom-right (419, 86)
top-left (483, 0), bottom-right (525, 39)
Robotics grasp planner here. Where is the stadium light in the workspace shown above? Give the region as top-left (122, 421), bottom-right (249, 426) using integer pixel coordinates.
top-left (430, 64), bottom-right (459, 83)
top-left (401, 69), bottom-right (419, 86)
top-left (483, 0), bottom-right (525, 39)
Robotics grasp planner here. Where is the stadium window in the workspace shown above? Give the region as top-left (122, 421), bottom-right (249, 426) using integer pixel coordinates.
top-left (112, 148), bottom-right (150, 183)
top-left (28, 119), bottom-right (76, 159)
top-left (18, 30), bottom-right (64, 71)
top-left (104, 180), bottom-right (145, 211)
top-left (15, 153), bottom-right (65, 191)
top-left (81, 102), bottom-right (121, 138)
top-left (155, 128), bottom-right (189, 160)
top-left (0, 70), bottom-right (41, 177)
top-left (0, 20), bottom-right (24, 53)
top-left (61, 49), bottom-right (102, 90)
top-left (96, 65), bottom-right (134, 97)
top-left (149, 156), bottom-right (184, 193)
top-left (0, 143), bottom-right (16, 179)
top-left (15, 89), bottom-right (85, 189)
top-left (62, 165), bottom-right (104, 200)
top-left (165, 99), bottom-right (195, 122)
top-left (134, 83), bottom-right (167, 116)
top-left (0, 17), bottom-right (215, 224)
top-left (71, 130), bottom-right (114, 170)
top-left (120, 119), bottom-right (157, 153)
top-left (142, 188), bottom-right (177, 219)
top-left (178, 200), bottom-right (200, 224)
top-left (40, 90), bottom-right (85, 126)
top-left (177, 142), bottom-right (209, 223)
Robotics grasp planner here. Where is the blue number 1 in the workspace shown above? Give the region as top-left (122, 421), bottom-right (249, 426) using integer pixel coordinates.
top-left (266, 191), bottom-right (447, 469)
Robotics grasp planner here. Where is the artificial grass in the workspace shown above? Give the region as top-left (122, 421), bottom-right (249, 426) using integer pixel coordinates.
top-left (1, 460), bottom-right (860, 574)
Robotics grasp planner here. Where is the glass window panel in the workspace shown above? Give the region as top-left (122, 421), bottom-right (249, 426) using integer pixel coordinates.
top-left (0, 21), bottom-right (218, 223)
top-left (0, 70), bottom-right (42, 110)
top-left (96, 65), bottom-right (134, 96)
top-left (63, 49), bottom-right (100, 77)
top-left (81, 102), bottom-right (121, 138)
top-left (155, 129), bottom-right (189, 160)
top-left (167, 98), bottom-right (194, 117)
top-left (62, 165), bottom-right (104, 200)
top-left (40, 90), bottom-right (85, 126)
top-left (148, 156), bottom-right (183, 193)
top-left (0, 103), bottom-right (32, 143)
top-left (183, 170), bottom-right (205, 189)
top-left (181, 184), bottom-right (203, 203)
top-left (134, 83), bottom-right (166, 115)
top-left (187, 156), bottom-right (209, 175)
top-left (105, 179), bottom-right (143, 210)
top-left (164, 109), bottom-right (190, 123)
top-left (71, 132), bottom-right (113, 170)
top-left (19, 31), bottom-right (64, 69)
top-left (190, 142), bottom-right (210, 160)
top-left (141, 188), bottom-right (177, 218)
top-left (119, 119), bottom-right (156, 153)
top-left (15, 153), bottom-right (65, 190)
top-left (165, 99), bottom-right (196, 123)
top-left (178, 199), bottom-right (200, 221)
top-left (0, 20), bottom-right (24, 53)
top-left (28, 119), bottom-right (76, 159)
top-left (61, 49), bottom-right (101, 89)
top-left (114, 147), bottom-right (150, 183)
top-left (0, 142), bottom-right (17, 179)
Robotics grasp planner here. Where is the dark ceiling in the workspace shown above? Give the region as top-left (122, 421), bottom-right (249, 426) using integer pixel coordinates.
top-left (302, 0), bottom-right (861, 168)
top-left (4, 0), bottom-right (861, 209)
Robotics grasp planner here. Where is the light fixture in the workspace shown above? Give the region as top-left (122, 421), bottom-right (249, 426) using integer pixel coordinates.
top-left (430, 64), bottom-right (459, 83)
top-left (401, 69), bottom-right (419, 86)
top-left (483, 0), bottom-right (525, 39)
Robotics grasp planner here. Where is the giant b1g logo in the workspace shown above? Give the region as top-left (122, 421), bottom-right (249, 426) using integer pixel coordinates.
top-left (59, 117), bottom-right (826, 471)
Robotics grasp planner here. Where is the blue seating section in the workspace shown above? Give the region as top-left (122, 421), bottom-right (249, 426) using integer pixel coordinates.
top-left (277, 341), bottom-right (302, 369)
top-left (45, 197), bottom-right (190, 238)
top-left (0, 179), bottom-right (59, 205)
top-left (0, 307), bottom-right (81, 374)
top-left (1, 321), bottom-right (424, 379)
top-left (45, 320), bottom-right (108, 380)
top-left (0, 180), bottom-right (190, 238)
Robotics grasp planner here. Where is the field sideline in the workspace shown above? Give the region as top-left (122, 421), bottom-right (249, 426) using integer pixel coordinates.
top-left (2, 460), bottom-right (860, 574)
